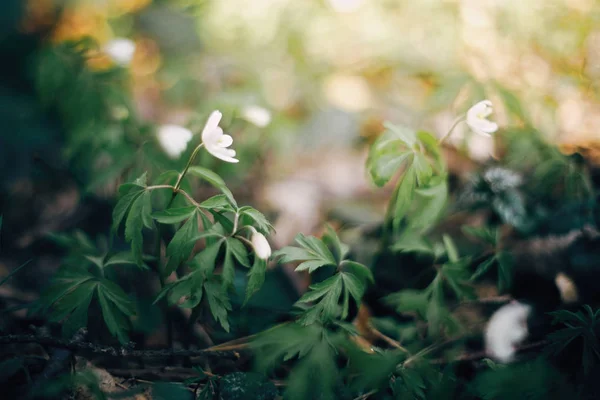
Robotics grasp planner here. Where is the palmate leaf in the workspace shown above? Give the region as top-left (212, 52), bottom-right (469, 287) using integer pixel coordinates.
top-left (152, 206), bottom-right (198, 224)
top-left (296, 268), bottom-right (370, 325)
top-left (37, 267), bottom-right (135, 343)
top-left (274, 233), bottom-right (337, 273)
top-left (368, 124), bottom-right (445, 232)
top-left (253, 323), bottom-right (343, 400)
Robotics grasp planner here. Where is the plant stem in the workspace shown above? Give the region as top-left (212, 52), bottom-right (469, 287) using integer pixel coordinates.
top-left (173, 143), bottom-right (204, 194)
top-left (438, 116), bottom-right (465, 145)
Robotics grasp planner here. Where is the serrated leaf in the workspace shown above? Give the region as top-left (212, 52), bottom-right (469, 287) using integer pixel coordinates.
top-left (239, 206), bottom-right (273, 233)
top-left (227, 237), bottom-right (251, 267)
top-left (165, 210), bottom-right (200, 275)
top-left (152, 206), bottom-right (198, 224)
top-left (221, 244), bottom-right (236, 289)
top-left (187, 166), bottom-right (237, 207)
top-left (195, 239), bottom-right (225, 276)
top-left (322, 224), bottom-right (347, 264)
top-left (112, 189), bottom-right (144, 232)
top-left (199, 194), bottom-right (234, 210)
top-left (204, 279), bottom-right (232, 332)
top-left (244, 258), bottom-right (267, 305)
top-left (125, 191), bottom-right (150, 266)
top-left (294, 260), bottom-right (331, 273)
top-left (341, 260), bottom-right (374, 284)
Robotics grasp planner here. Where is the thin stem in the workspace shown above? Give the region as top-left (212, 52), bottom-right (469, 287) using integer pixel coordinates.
top-left (438, 116), bottom-right (465, 145)
top-left (173, 143), bottom-right (204, 193)
top-left (147, 185), bottom-right (203, 208)
top-left (232, 211), bottom-right (241, 235)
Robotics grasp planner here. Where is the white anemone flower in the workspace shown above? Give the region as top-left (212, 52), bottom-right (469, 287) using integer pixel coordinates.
top-left (157, 125), bottom-right (193, 159)
top-left (103, 38), bottom-right (136, 66)
top-left (250, 228), bottom-right (271, 260)
top-left (241, 105), bottom-right (272, 127)
top-left (201, 110), bottom-right (239, 163)
top-left (485, 301), bottom-right (532, 363)
top-left (466, 100), bottom-right (498, 137)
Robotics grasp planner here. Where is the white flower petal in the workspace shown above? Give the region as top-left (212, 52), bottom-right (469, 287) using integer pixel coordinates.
top-left (251, 230), bottom-right (271, 260)
top-left (466, 100), bottom-right (498, 137)
top-left (217, 134), bottom-right (234, 147)
top-left (207, 147), bottom-right (239, 163)
top-left (104, 38), bottom-right (136, 66)
top-left (485, 301), bottom-right (531, 363)
top-left (201, 111), bottom-right (223, 141)
top-left (468, 119), bottom-right (498, 134)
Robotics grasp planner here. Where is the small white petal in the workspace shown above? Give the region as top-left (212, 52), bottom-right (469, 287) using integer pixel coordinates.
top-left (201, 111), bottom-right (223, 141)
top-left (217, 134), bottom-right (234, 147)
top-left (466, 100), bottom-right (498, 137)
top-left (209, 147), bottom-right (239, 163)
top-left (469, 119), bottom-right (498, 134)
top-left (251, 230), bottom-right (271, 260)
top-left (485, 301), bottom-right (531, 363)
top-left (104, 38), bottom-right (136, 66)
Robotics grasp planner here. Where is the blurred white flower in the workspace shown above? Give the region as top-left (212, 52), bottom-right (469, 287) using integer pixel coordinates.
top-left (485, 301), bottom-right (531, 363)
top-left (201, 110), bottom-right (239, 163)
top-left (241, 105), bottom-right (272, 127)
top-left (157, 125), bottom-right (193, 159)
top-left (466, 100), bottom-right (498, 136)
top-left (104, 38), bottom-right (136, 66)
top-left (250, 228), bottom-right (271, 260)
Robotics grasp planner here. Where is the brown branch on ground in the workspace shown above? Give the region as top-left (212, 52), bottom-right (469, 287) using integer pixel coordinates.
top-left (0, 334), bottom-right (243, 360)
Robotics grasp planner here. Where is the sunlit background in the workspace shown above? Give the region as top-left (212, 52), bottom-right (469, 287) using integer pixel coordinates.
top-left (9, 0), bottom-right (600, 246)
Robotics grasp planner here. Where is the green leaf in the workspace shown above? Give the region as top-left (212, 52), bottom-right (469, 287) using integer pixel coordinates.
top-left (112, 188), bottom-right (144, 232)
top-left (441, 235), bottom-right (459, 263)
top-left (152, 206), bottom-right (198, 224)
top-left (497, 251), bottom-right (513, 292)
top-left (393, 165), bottom-right (417, 231)
top-left (0, 259), bottom-right (32, 287)
top-left (227, 237), bottom-right (251, 267)
top-left (470, 256), bottom-right (496, 281)
top-left (204, 278), bottom-right (232, 332)
top-left (125, 190), bottom-right (152, 266)
top-left (239, 206), bottom-right (273, 233)
top-left (187, 166), bottom-right (237, 207)
top-left (341, 260), bottom-right (374, 284)
top-left (165, 210), bottom-right (200, 275)
top-left (392, 234), bottom-right (434, 254)
top-left (294, 260), bottom-right (332, 273)
top-left (195, 240), bottom-right (225, 276)
top-left (462, 225), bottom-right (498, 246)
top-left (244, 258), bottom-right (267, 305)
top-left (199, 194), bottom-right (234, 210)
top-left (222, 243), bottom-right (236, 289)
top-left (296, 274), bottom-right (343, 325)
top-left (133, 172), bottom-right (148, 187)
top-left (294, 234), bottom-right (337, 265)
top-left (322, 224), bottom-right (348, 263)
top-left (385, 289), bottom-right (429, 317)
